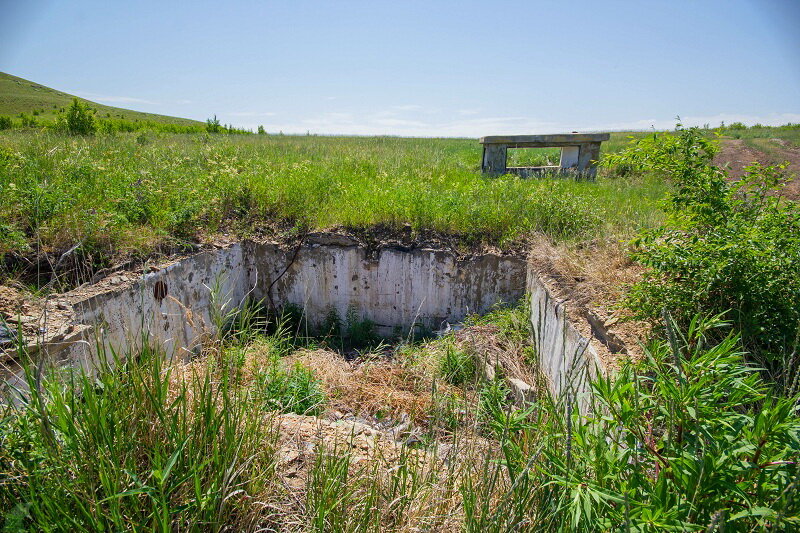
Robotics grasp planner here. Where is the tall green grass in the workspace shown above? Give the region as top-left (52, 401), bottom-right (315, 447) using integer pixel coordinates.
top-left (0, 131), bottom-right (667, 274)
top-left (1, 306), bottom-right (798, 531)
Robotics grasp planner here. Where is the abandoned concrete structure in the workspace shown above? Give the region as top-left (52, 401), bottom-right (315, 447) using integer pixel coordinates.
top-left (480, 133), bottom-right (610, 178)
top-left (1, 236), bottom-right (610, 407)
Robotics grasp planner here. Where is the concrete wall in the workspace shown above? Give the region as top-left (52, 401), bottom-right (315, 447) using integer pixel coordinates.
top-left (5, 238), bottom-right (527, 379)
top-left (526, 265), bottom-right (606, 407)
top-left (4, 236), bottom-right (610, 409)
top-left (249, 239), bottom-right (527, 336)
top-left (71, 244), bottom-right (250, 367)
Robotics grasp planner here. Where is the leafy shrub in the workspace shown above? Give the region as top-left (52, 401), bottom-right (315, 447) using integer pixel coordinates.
top-left (206, 115), bottom-right (222, 133)
top-left (59, 98), bottom-right (96, 135)
top-left (257, 125), bottom-right (266, 134)
top-left (0, 116), bottom-right (12, 130)
top-left (257, 361), bottom-right (326, 415)
top-left (607, 126), bottom-right (800, 363)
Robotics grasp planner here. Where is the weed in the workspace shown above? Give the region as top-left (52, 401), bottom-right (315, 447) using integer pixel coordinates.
top-left (608, 125), bottom-right (800, 371)
top-left (438, 341), bottom-right (475, 386)
top-left (344, 307), bottom-right (379, 349)
top-left (256, 360), bottom-right (326, 415)
top-left (57, 98), bottom-right (96, 135)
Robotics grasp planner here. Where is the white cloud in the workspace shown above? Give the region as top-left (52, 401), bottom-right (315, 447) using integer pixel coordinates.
top-left (233, 111), bottom-right (800, 138)
top-left (227, 111), bottom-right (277, 117)
top-left (77, 92), bottom-right (159, 106)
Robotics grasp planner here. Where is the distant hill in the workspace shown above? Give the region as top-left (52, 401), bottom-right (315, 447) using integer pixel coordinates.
top-left (0, 72), bottom-right (202, 126)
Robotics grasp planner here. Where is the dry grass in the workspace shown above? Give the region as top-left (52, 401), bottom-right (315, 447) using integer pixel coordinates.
top-left (160, 333), bottom-right (514, 531)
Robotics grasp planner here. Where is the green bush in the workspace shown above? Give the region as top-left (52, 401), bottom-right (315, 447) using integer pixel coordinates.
top-left (206, 115), bottom-right (222, 133)
top-left (545, 316), bottom-right (800, 530)
top-left (59, 98), bottom-right (96, 135)
top-left (0, 116), bottom-right (12, 130)
top-left (607, 126), bottom-right (800, 363)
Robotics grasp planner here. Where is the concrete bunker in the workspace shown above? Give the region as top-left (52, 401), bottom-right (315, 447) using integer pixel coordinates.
top-left (1, 233), bottom-right (611, 406)
top-left (480, 133), bottom-right (610, 178)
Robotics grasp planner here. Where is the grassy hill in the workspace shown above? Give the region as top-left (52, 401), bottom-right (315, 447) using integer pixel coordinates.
top-left (0, 72), bottom-right (202, 126)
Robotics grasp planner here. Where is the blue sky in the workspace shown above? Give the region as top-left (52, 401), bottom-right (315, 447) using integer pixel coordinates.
top-left (2, 0), bottom-right (799, 136)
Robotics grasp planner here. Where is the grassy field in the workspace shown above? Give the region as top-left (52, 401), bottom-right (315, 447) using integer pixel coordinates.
top-left (0, 131), bottom-right (668, 280)
top-left (720, 123), bottom-right (800, 146)
top-left (0, 72), bottom-right (203, 127)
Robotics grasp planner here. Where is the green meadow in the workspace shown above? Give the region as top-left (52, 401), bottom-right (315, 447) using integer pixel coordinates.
top-left (0, 131), bottom-right (668, 265)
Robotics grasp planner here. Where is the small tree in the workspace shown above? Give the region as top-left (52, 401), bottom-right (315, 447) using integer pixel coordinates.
top-left (61, 98), bottom-right (96, 135)
top-left (257, 125), bottom-right (266, 135)
top-left (205, 115), bottom-right (222, 133)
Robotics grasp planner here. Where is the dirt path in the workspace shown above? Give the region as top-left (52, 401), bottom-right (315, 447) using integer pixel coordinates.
top-left (716, 138), bottom-right (800, 200)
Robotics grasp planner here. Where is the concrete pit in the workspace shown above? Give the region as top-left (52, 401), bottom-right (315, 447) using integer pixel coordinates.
top-left (1, 233), bottom-right (611, 405)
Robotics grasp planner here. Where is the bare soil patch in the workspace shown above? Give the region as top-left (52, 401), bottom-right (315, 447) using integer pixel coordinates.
top-left (716, 138), bottom-right (800, 200)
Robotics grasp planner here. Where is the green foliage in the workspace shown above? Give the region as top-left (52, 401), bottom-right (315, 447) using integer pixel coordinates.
top-left (464, 315), bottom-right (800, 531)
top-left (257, 125), bottom-right (266, 135)
top-left (547, 316), bottom-right (800, 530)
top-left (0, 132), bottom-right (665, 282)
top-left (438, 341), bottom-right (475, 386)
top-left (58, 98), bottom-right (96, 135)
top-left (477, 377), bottom-right (511, 431)
top-left (344, 307), bottom-right (379, 348)
top-left (2, 305), bottom-right (799, 531)
top-left (609, 126), bottom-right (800, 362)
top-left (256, 360), bottom-right (326, 415)
top-left (0, 346), bottom-right (276, 531)
top-left (206, 115), bottom-right (222, 133)
top-left (0, 116), bottom-right (13, 130)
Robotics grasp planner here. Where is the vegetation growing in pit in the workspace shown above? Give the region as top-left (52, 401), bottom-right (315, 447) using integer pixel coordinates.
top-left (2, 301), bottom-right (798, 531)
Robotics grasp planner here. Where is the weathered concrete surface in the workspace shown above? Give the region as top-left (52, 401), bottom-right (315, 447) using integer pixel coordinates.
top-left (249, 240), bottom-right (528, 336)
top-left (480, 133), bottom-right (611, 145)
top-left (72, 244), bottom-right (250, 366)
top-left (559, 145), bottom-right (581, 169)
top-left (480, 133), bottom-right (609, 178)
top-left (2, 237), bottom-right (528, 393)
top-left (526, 264), bottom-right (606, 408)
top-left (3, 235), bottom-right (614, 413)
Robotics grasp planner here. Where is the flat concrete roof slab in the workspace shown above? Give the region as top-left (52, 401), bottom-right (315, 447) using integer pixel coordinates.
top-left (480, 133), bottom-right (610, 144)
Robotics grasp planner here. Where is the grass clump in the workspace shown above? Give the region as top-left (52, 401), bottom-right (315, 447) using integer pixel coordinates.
top-left (438, 341), bottom-right (475, 386)
top-left (0, 131), bottom-right (669, 285)
top-left (0, 346), bottom-right (278, 531)
top-left (256, 360), bottom-right (326, 415)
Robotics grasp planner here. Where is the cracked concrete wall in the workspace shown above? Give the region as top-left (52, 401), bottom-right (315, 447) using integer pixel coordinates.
top-left (5, 239), bottom-right (527, 387)
top-left (526, 265), bottom-right (606, 408)
top-left (5, 237), bottom-right (610, 411)
top-left (249, 240), bottom-right (527, 336)
top-left (65, 243), bottom-right (250, 371)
